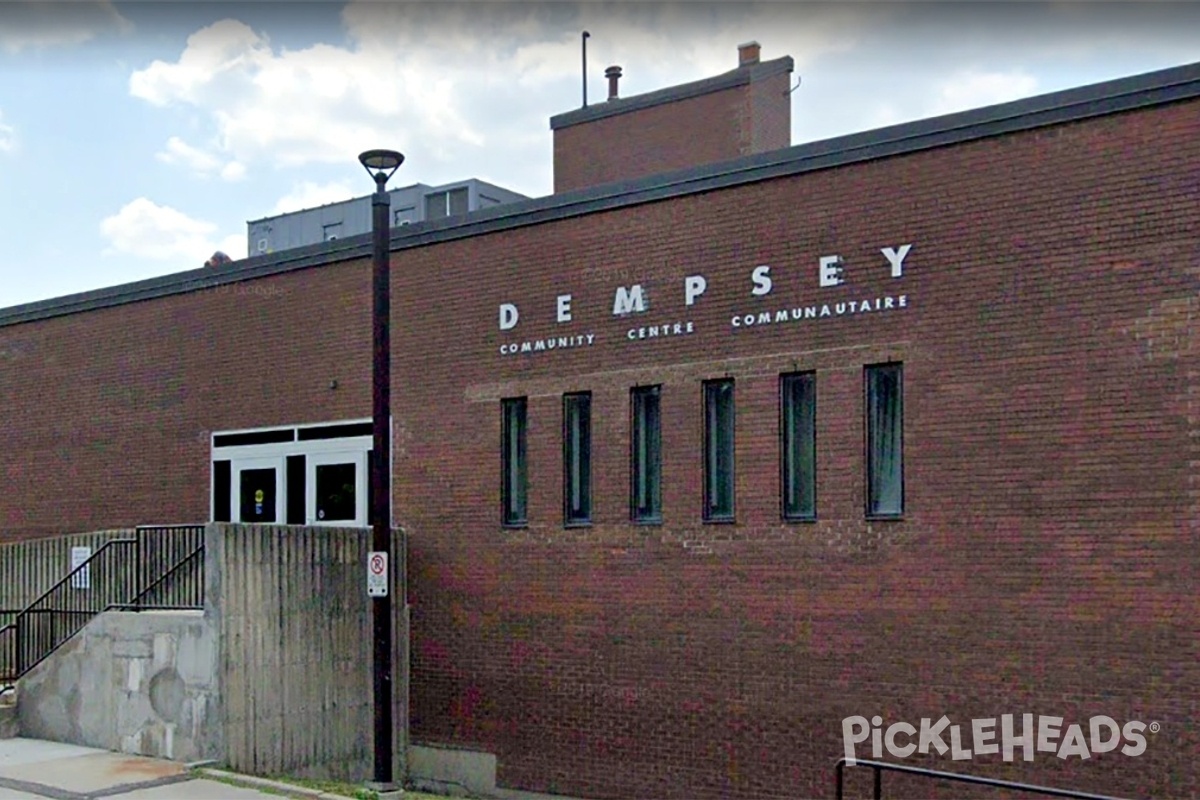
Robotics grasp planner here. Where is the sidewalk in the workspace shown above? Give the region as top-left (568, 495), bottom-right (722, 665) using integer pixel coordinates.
top-left (0, 737), bottom-right (369, 800)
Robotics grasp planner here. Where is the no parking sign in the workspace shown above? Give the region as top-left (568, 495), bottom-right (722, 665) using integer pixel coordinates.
top-left (367, 551), bottom-right (388, 597)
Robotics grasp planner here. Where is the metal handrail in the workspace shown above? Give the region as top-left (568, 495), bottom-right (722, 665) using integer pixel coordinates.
top-left (0, 539), bottom-right (136, 685)
top-left (1, 525), bottom-right (206, 692)
top-left (835, 758), bottom-right (1133, 800)
top-left (10, 538), bottom-right (136, 612)
top-left (128, 545), bottom-right (204, 608)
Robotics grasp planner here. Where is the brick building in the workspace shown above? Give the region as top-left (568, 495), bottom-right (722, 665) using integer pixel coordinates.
top-left (1, 45), bottom-right (1198, 799)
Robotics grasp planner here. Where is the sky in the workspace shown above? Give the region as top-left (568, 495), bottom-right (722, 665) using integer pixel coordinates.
top-left (1, 1), bottom-right (1199, 310)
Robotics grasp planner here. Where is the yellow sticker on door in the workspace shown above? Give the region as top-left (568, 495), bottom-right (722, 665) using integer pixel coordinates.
top-left (255, 489), bottom-right (264, 504)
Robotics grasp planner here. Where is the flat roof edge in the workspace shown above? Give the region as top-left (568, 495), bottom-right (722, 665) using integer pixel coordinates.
top-left (244, 183), bottom-right (430, 225)
top-left (4, 60), bottom-right (1199, 329)
top-left (550, 57), bottom-right (794, 130)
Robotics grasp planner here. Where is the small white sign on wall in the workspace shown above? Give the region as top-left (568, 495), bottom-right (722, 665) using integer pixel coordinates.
top-left (70, 546), bottom-right (91, 589)
top-left (367, 551), bottom-right (388, 598)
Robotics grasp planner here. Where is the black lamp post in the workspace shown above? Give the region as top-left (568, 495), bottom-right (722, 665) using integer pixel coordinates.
top-left (358, 147), bottom-right (404, 789)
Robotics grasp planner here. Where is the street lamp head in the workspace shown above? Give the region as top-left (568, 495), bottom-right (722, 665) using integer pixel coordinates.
top-left (359, 149), bottom-right (404, 171)
top-left (358, 149), bottom-right (405, 190)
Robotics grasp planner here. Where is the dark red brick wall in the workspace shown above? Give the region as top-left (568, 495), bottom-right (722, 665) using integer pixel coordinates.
top-left (745, 68), bottom-right (791, 154)
top-left (399, 100), bottom-right (1198, 799)
top-left (553, 69), bottom-right (790, 194)
top-left (0, 262), bottom-right (373, 541)
top-left (1, 96), bottom-right (1197, 799)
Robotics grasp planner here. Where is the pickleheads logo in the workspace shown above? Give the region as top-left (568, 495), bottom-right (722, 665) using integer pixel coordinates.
top-left (843, 715), bottom-right (1158, 765)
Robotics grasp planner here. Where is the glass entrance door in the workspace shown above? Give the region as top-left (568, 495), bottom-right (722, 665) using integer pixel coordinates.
top-left (307, 451), bottom-right (367, 526)
top-left (233, 458), bottom-right (283, 523)
top-left (211, 419), bottom-right (376, 527)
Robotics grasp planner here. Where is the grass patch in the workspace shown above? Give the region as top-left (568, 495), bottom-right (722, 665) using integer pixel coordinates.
top-left (196, 770), bottom-right (294, 798)
top-left (263, 775), bottom-right (379, 799)
top-left (273, 775), bottom-right (458, 800)
top-left (196, 769), bottom-right (458, 800)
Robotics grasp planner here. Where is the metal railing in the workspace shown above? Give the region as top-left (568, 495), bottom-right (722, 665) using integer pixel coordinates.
top-left (131, 525), bottom-right (205, 609)
top-left (835, 758), bottom-right (1132, 800)
top-left (0, 525), bottom-right (205, 689)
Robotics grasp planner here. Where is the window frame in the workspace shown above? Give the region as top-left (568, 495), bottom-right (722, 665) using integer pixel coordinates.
top-left (780, 371), bottom-right (817, 521)
top-left (562, 392), bottom-right (592, 527)
top-left (209, 419), bottom-right (374, 526)
top-left (702, 378), bottom-right (736, 523)
top-left (864, 362), bottom-right (904, 519)
top-left (424, 187), bottom-right (469, 220)
top-left (630, 385), bottom-right (663, 524)
top-left (231, 456), bottom-right (284, 524)
top-left (501, 397), bottom-right (528, 527)
top-left (306, 450), bottom-right (368, 527)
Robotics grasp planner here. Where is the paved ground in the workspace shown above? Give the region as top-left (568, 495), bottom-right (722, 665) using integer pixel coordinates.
top-left (0, 738), bottom-right (352, 800)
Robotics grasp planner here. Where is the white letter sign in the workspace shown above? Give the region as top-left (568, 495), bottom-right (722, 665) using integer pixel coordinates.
top-left (684, 275), bottom-right (707, 306)
top-left (882, 244), bottom-right (912, 277)
top-left (751, 265), bottom-right (772, 296)
top-left (556, 294), bottom-right (572, 323)
top-left (612, 285), bottom-right (646, 315)
top-left (819, 255), bottom-right (844, 287)
top-left (499, 303), bottom-right (519, 330)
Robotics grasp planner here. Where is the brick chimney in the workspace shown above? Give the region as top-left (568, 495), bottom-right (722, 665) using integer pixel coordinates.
top-left (738, 41), bottom-right (761, 67)
top-left (550, 42), bottom-right (793, 193)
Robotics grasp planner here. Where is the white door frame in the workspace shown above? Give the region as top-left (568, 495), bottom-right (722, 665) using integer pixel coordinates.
top-left (306, 449), bottom-right (368, 527)
top-left (210, 418), bottom-right (384, 527)
top-left (231, 455), bottom-right (284, 524)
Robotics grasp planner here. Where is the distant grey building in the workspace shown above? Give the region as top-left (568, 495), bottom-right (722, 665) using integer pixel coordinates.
top-left (246, 178), bottom-right (529, 255)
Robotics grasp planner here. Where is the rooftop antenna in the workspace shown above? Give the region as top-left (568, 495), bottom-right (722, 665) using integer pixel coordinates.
top-left (582, 31), bottom-right (590, 107)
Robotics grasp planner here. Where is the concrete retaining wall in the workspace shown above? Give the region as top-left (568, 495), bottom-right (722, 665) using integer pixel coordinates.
top-left (208, 523), bottom-right (383, 781)
top-left (408, 745), bottom-right (497, 797)
top-left (17, 611), bottom-right (219, 763)
top-left (0, 702), bottom-right (15, 739)
top-left (9, 522), bottom-right (408, 781)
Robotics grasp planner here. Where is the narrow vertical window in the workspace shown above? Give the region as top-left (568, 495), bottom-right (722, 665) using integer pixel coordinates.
top-left (866, 363), bottom-right (903, 517)
top-left (501, 397), bottom-right (527, 526)
top-left (630, 385), bottom-right (662, 523)
top-left (703, 379), bottom-right (735, 521)
top-left (563, 393), bottom-right (592, 525)
top-left (780, 373), bottom-right (816, 520)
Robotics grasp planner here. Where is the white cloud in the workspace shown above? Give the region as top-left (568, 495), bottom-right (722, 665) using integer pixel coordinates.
top-left (155, 137), bottom-right (221, 172)
top-left (932, 70), bottom-right (1039, 116)
top-left (155, 136), bottom-right (246, 181)
top-left (855, 70), bottom-right (1039, 136)
top-left (0, 0), bottom-right (130, 54)
top-left (0, 111), bottom-right (14, 153)
top-left (216, 233), bottom-right (246, 261)
top-left (125, 2), bottom-right (1196, 202)
top-left (220, 161), bottom-right (246, 182)
top-left (129, 18), bottom-right (455, 169)
top-left (271, 181), bottom-right (355, 216)
top-left (130, 19), bottom-right (270, 107)
top-left (125, 3), bottom-right (870, 195)
top-left (100, 198), bottom-right (245, 265)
